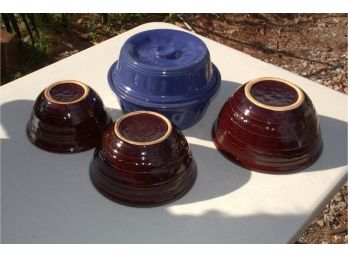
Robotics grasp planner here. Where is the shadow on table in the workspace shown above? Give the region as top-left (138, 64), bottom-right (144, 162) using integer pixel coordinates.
top-left (0, 99), bottom-right (122, 205)
top-left (1, 97), bottom-right (347, 244)
top-left (175, 143), bottom-right (251, 205)
top-left (184, 80), bottom-right (240, 141)
top-left (0, 99), bottom-right (250, 243)
top-left (0, 99), bottom-right (250, 206)
top-left (0, 100), bottom-right (123, 142)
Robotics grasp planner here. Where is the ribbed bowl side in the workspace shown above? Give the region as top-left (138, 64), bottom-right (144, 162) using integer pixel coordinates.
top-left (90, 123), bottom-right (197, 207)
top-left (212, 84), bottom-right (323, 173)
top-left (26, 87), bottom-right (112, 153)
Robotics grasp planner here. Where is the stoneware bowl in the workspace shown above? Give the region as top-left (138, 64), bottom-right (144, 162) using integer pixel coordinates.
top-left (90, 110), bottom-right (197, 207)
top-left (26, 80), bottom-right (112, 153)
top-left (212, 77), bottom-right (323, 173)
top-left (108, 29), bottom-right (221, 130)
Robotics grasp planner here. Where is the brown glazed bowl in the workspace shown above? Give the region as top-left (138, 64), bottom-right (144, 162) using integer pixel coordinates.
top-left (26, 80), bottom-right (112, 153)
top-left (212, 77), bottom-right (323, 173)
top-left (90, 110), bottom-right (197, 207)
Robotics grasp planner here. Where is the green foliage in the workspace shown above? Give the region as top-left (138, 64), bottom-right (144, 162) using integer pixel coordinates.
top-left (1, 13), bottom-right (177, 85)
top-left (109, 13), bottom-right (147, 24)
top-left (163, 13), bottom-right (177, 22)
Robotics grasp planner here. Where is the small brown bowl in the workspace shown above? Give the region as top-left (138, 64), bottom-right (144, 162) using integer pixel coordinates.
top-left (212, 77), bottom-right (323, 173)
top-left (90, 110), bottom-right (197, 207)
top-left (26, 80), bottom-right (112, 153)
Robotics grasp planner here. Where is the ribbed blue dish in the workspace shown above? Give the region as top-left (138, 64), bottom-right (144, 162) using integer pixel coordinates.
top-left (108, 29), bottom-right (221, 129)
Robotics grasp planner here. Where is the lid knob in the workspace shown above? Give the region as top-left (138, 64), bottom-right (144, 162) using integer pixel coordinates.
top-left (155, 45), bottom-right (181, 59)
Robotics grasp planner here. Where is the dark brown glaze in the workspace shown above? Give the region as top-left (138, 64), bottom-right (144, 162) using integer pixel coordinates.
top-left (90, 111), bottom-right (197, 207)
top-left (118, 113), bottom-right (168, 143)
top-left (250, 80), bottom-right (298, 107)
top-left (26, 80), bottom-right (112, 153)
top-left (49, 82), bottom-right (85, 102)
top-left (212, 77), bottom-right (323, 173)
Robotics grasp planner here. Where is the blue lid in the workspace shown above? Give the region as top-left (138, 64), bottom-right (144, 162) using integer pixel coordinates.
top-left (108, 29), bottom-right (221, 106)
top-left (123, 29), bottom-right (208, 71)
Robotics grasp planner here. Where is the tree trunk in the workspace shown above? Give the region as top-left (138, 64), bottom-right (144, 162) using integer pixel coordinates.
top-left (8, 14), bottom-right (21, 39)
top-left (20, 14), bottom-right (35, 45)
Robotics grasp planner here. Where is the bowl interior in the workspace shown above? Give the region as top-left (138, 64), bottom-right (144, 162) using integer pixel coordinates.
top-left (44, 80), bottom-right (89, 105)
top-left (244, 77), bottom-right (305, 112)
top-left (114, 111), bottom-right (173, 146)
top-left (250, 80), bottom-right (298, 107)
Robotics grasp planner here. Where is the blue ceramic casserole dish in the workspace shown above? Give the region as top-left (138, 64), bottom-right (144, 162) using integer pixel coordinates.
top-left (108, 29), bottom-right (221, 129)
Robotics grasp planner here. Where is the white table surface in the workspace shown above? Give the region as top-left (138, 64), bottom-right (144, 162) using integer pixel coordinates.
top-left (1, 22), bottom-right (347, 243)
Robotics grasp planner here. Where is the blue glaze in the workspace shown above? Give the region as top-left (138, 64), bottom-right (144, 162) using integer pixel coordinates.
top-left (108, 29), bottom-right (221, 129)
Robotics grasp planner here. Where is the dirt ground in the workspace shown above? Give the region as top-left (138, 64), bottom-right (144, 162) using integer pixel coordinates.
top-left (176, 14), bottom-right (347, 94)
top-left (1, 13), bottom-right (347, 243)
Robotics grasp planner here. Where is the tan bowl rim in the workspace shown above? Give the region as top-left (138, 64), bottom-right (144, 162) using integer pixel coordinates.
top-left (244, 77), bottom-right (305, 111)
top-left (114, 111), bottom-right (173, 146)
top-left (44, 80), bottom-right (90, 105)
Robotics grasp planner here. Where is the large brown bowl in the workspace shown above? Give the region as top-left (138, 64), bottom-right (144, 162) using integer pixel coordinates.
top-left (90, 110), bottom-right (197, 207)
top-left (212, 77), bottom-right (323, 173)
top-left (26, 80), bottom-right (112, 153)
